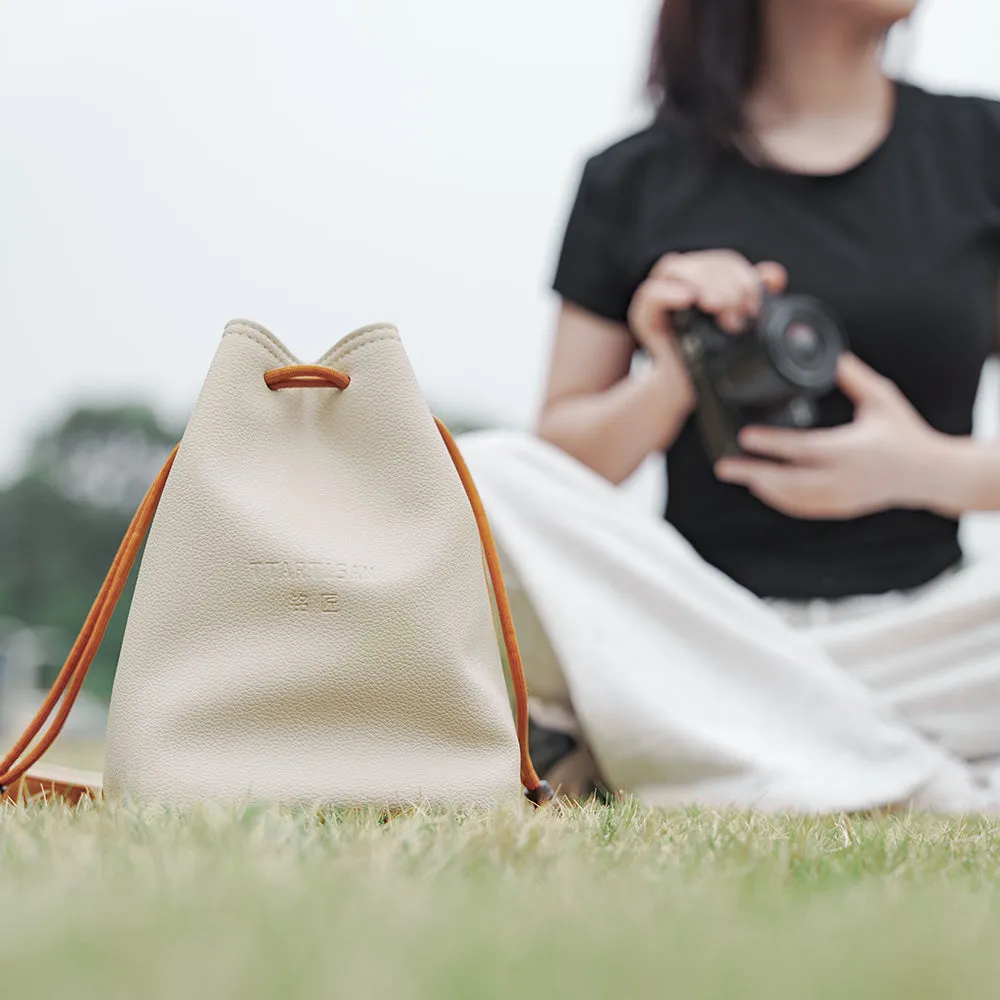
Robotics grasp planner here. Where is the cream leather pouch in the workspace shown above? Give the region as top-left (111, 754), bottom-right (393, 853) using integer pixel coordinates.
top-left (1, 321), bottom-right (550, 810)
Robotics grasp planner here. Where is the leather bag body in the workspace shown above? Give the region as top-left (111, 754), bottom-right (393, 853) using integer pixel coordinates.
top-left (2, 320), bottom-right (545, 810)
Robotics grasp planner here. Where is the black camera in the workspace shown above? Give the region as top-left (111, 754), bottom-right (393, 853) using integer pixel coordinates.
top-left (673, 294), bottom-right (848, 463)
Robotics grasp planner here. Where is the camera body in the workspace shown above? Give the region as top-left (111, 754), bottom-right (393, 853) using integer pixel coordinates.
top-left (674, 294), bottom-right (848, 464)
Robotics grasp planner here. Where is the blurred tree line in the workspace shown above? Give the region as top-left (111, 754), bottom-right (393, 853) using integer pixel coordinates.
top-left (0, 403), bottom-right (492, 702)
top-left (0, 406), bottom-right (181, 700)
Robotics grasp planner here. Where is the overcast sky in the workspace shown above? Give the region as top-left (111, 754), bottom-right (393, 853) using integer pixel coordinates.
top-left (2, 0), bottom-right (999, 483)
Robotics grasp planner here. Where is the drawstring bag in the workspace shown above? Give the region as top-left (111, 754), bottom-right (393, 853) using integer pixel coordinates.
top-left (1, 320), bottom-right (551, 809)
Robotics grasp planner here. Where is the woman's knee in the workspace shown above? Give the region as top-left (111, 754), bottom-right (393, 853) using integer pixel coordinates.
top-left (453, 428), bottom-right (549, 468)
top-left (456, 428), bottom-right (618, 501)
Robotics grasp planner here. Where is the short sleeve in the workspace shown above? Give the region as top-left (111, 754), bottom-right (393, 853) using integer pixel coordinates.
top-left (551, 156), bottom-right (633, 324)
top-left (975, 98), bottom-right (1000, 261)
top-left (986, 99), bottom-right (1000, 209)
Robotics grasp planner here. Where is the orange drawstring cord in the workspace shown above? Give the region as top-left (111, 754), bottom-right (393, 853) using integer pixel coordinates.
top-left (264, 367), bottom-right (351, 391)
top-left (435, 419), bottom-right (552, 804)
top-left (0, 446), bottom-right (178, 791)
top-left (0, 365), bottom-right (552, 806)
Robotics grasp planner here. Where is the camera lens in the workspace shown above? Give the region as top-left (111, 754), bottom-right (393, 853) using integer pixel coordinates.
top-left (782, 322), bottom-right (823, 367)
top-left (763, 297), bottom-right (845, 392)
top-left (701, 294), bottom-right (847, 410)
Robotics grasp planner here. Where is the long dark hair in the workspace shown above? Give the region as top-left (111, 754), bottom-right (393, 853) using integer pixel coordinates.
top-left (648, 0), bottom-right (762, 150)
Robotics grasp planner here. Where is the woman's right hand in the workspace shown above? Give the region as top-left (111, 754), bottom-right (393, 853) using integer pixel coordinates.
top-left (627, 250), bottom-right (789, 365)
top-left (536, 250), bottom-right (788, 486)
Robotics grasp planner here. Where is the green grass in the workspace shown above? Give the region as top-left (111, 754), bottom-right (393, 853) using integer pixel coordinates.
top-left (3, 800), bottom-right (1000, 1000)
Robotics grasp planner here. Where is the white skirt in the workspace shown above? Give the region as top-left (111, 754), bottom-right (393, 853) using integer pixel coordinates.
top-left (458, 430), bottom-right (1000, 814)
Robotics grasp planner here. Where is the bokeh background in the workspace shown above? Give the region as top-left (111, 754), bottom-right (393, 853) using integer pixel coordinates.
top-left (2, 0), bottom-right (999, 754)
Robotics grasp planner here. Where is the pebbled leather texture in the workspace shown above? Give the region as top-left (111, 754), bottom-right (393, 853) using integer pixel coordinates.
top-left (103, 320), bottom-right (522, 809)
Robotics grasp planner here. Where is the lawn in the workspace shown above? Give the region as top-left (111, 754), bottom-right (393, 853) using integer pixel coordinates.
top-left (3, 797), bottom-right (1000, 1000)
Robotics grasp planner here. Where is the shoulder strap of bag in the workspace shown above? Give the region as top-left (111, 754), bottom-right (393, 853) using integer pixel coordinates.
top-left (0, 365), bottom-right (553, 806)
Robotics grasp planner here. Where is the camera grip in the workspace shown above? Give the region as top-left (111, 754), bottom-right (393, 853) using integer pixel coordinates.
top-left (678, 332), bottom-right (742, 464)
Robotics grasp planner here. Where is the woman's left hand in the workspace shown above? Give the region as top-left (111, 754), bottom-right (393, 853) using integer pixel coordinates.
top-left (714, 354), bottom-right (944, 519)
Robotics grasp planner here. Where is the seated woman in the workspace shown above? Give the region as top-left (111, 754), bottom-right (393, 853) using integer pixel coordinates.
top-left (459, 0), bottom-right (1000, 813)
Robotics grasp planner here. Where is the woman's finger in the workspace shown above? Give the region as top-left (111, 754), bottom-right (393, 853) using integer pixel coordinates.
top-left (735, 426), bottom-right (837, 464)
top-left (836, 353), bottom-right (896, 406)
top-left (755, 261), bottom-right (789, 295)
top-left (715, 456), bottom-right (828, 492)
top-left (715, 265), bottom-right (765, 333)
top-left (634, 277), bottom-right (698, 318)
top-left (628, 277), bottom-right (697, 346)
top-left (648, 251), bottom-right (786, 335)
top-left (658, 256), bottom-right (750, 317)
top-left (734, 265), bottom-right (767, 330)
top-left (740, 274), bottom-right (764, 321)
top-left (649, 253), bottom-right (685, 281)
top-left (716, 307), bottom-right (747, 334)
top-left (714, 459), bottom-right (834, 516)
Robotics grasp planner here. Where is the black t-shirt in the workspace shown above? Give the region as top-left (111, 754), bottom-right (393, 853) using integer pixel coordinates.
top-left (552, 82), bottom-right (1000, 600)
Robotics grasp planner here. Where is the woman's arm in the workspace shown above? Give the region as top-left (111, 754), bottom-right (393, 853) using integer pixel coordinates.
top-left (536, 303), bottom-right (694, 485)
top-left (538, 252), bottom-right (789, 485)
top-left (919, 437), bottom-right (1000, 516)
